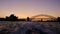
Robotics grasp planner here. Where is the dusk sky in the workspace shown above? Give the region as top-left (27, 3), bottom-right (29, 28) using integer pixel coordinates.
top-left (0, 0), bottom-right (60, 18)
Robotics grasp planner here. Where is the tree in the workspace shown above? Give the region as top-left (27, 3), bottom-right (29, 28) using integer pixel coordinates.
top-left (27, 17), bottom-right (30, 21)
top-left (57, 17), bottom-right (60, 22)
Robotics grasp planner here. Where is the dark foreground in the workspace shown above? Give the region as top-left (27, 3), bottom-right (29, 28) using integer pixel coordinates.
top-left (0, 21), bottom-right (60, 34)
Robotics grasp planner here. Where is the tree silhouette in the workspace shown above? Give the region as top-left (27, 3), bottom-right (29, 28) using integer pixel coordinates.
top-left (57, 17), bottom-right (60, 22)
top-left (27, 17), bottom-right (30, 21)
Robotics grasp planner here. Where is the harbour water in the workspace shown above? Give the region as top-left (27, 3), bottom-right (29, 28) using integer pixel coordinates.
top-left (0, 21), bottom-right (60, 34)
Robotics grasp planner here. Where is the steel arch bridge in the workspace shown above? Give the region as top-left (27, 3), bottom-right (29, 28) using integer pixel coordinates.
top-left (30, 14), bottom-right (56, 21)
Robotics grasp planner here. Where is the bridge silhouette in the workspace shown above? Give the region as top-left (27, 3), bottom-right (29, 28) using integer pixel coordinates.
top-left (30, 14), bottom-right (56, 21)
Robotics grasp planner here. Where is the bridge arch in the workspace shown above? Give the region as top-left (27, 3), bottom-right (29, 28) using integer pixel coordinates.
top-left (30, 14), bottom-right (56, 21)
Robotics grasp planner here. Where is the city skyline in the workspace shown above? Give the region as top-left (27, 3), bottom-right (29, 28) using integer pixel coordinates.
top-left (0, 0), bottom-right (60, 18)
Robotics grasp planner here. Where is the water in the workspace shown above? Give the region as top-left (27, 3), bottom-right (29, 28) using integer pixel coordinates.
top-left (0, 21), bottom-right (60, 34)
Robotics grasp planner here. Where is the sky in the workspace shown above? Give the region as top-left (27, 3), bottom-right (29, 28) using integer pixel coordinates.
top-left (0, 0), bottom-right (60, 18)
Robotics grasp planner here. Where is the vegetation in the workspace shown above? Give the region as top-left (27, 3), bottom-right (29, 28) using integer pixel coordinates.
top-left (57, 17), bottom-right (60, 22)
top-left (27, 17), bottom-right (30, 21)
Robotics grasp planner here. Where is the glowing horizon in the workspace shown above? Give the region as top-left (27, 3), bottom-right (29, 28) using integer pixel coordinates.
top-left (0, 0), bottom-right (60, 18)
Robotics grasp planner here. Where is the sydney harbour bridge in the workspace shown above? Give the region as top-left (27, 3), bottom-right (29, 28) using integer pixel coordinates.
top-left (30, 14), bottom-right (56, 21)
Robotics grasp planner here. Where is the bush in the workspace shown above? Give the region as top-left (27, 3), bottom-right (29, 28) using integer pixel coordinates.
top-left (57, 17), bottom-right (60, 22)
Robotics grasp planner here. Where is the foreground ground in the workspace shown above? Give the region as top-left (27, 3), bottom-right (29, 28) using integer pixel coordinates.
top-left (0, 21), bottom-right (60, 34)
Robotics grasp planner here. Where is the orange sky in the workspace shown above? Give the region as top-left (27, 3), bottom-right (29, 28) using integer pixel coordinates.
top-left (0, 0), bottom-right (60, 18)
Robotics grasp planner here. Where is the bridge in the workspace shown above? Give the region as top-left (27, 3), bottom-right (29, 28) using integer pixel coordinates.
top-left (30, 14), bottom-right (56, 21)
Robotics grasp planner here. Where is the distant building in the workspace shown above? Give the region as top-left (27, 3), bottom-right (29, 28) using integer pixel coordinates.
top-left (6, 14), bottom-right (18, 21)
